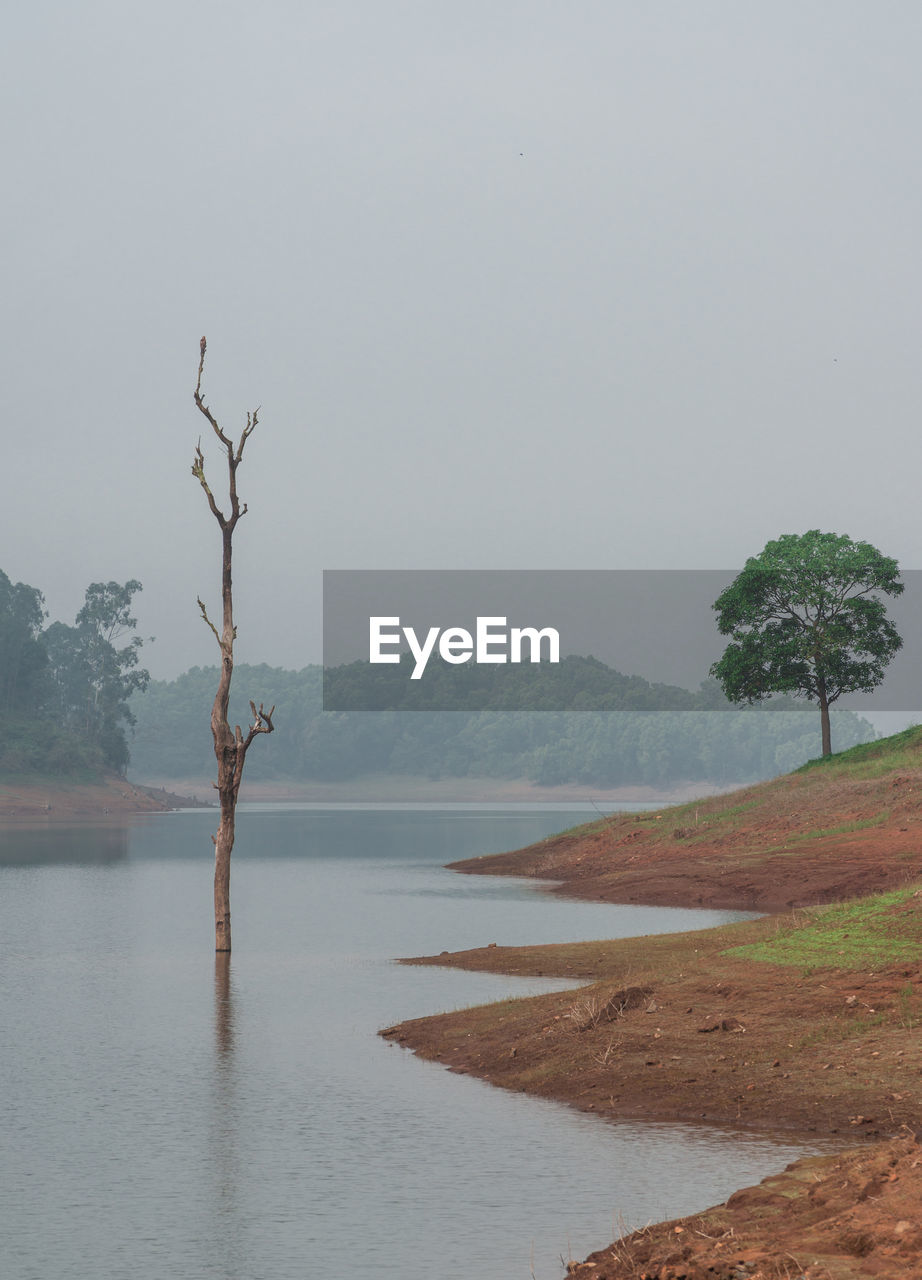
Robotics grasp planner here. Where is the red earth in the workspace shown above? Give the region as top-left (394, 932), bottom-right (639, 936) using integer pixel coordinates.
top-left (383, 739), bottom-right (922, 1277)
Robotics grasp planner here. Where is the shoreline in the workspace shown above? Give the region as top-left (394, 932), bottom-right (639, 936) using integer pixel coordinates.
top-left (382, 741), bottom-right (922, 1275)
top-left (0, 769), bottom-right (739, 822)
top-left (127, 772), bottom-right (737, 806)
top-left (0, 776), bottom-right (209, 820)
top-left (385, 904), bottom-right (922, 1276)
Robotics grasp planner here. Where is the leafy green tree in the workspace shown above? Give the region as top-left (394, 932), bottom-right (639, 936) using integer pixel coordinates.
top-left (77, 580), bottom-right (150, 761)
top-left (0, 570), bottom-right (48, 716)
top-left (710, 530), bottom-right (902, 757)
top-left (44, 580), bottom-right (150, 773)
top-left (43, 620), bottom-right (92, 729)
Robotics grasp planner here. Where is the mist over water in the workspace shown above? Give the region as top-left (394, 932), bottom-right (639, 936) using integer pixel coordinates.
top-left (2, 807), bottom-right (826, 1279)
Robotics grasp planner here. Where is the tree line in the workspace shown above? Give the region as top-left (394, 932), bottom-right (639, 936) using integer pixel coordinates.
top-left (0, 569), bottom-right (148, 775)
top-left (322, 652), bottom-right (731, 711)
top-left (3, 525), bottom-right (895, 787)
top-left (128, 661), bottom-right (875, 788)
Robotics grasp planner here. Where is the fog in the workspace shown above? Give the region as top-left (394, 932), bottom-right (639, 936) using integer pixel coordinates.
top-left (4, 2), bottom-right (921, 681)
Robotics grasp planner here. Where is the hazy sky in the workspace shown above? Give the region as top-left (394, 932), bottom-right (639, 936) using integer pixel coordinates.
top-left (4, 2), bottom-right (922, 680)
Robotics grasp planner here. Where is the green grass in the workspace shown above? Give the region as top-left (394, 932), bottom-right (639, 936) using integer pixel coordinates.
top-left (725, 886), bottom-right (922, 969)
top-left (793, 1011), bottom-right (887, 1050)
top-left (705, 800), bottom-right (762, 820)
top-left (541, 725), bottom-right (922, 852)
top-left (796, 724), bottom-right (922, 777)
top-left (757, 812), bottom-right (891, 856)
top-left (544, 815), bottom-right (612, 839)
top-left (660, 797), bottom-right (760, 826)
top-left (796, 814), bottom-right (890, 839)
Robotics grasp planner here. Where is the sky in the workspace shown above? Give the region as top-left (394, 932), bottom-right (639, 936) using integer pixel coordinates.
top-left (4, 1), bottom-right (922, 682)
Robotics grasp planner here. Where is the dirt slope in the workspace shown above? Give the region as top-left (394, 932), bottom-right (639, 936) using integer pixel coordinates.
top-left (383, 729), bottom-right (922, 1277)
top-left (450, 731), bottom-right (922, 912)
top-left (0, 776), bottom-right (208, 819)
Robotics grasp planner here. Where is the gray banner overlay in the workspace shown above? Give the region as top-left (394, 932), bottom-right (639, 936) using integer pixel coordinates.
top-left (322, 569), bottom-right (922, 712)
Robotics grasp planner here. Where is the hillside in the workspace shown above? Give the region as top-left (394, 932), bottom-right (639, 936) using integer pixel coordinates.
top-left (383, 727), bottom-right (922, 1277)
top-left (450, 726), bottom-right (922, 912)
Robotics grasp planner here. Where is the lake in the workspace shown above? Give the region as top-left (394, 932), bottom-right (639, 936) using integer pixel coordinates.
top-left (1, 805), bottom-right (824, 1280)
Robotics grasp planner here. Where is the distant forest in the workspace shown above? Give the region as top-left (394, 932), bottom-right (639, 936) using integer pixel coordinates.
top-left (0, 557), bottom-right (877, 787)
top-left (0, 569), bottom-right (148, 775)
top-left (128, 660), bottom-right (875, 788)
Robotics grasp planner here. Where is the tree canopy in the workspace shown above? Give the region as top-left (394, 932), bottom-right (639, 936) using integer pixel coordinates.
top-left (0, 570), bottom-right (48, 718)
top-left (46, 580), bottom-right (151, 773)
top-left (129, 659), bottom-right (876, 788)
top-left (710, 530), bottom-right (903, 755)
top-left (0, 571), bottom-right (149, 776)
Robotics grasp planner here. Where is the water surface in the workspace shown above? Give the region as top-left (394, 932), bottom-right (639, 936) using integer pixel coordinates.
top-left (2, 806), bottom-right (824, 1280)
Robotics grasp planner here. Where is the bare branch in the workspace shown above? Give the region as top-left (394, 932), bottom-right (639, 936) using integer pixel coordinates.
top-left (241, 700), bottom-right (275, 753)
top-left (235, 409), bottom-right (260, 463)
top-left (191, 438), bottom-right (227, 526)
top-left (194, 337), bottom-right (235, 452)
top-left (256, 701), bottom-right (275, 730)
top-left (196, 596), bottom-right (222, 649)
top-left (193, 341), bottom-right (258, 534)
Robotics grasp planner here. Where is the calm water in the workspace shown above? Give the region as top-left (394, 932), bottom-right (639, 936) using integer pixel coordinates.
top-left (2, 806), bottom-right (822, 1280)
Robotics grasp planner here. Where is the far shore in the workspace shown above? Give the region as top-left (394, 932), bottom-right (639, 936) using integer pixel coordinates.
top-left (0, 766), bottom-right (738, 823)
top-left (0, 776), bottom-right (208, 821)
top-left (128, 772), bottom-right (737, 807)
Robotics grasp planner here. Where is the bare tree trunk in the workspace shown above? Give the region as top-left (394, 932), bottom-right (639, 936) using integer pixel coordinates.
top-left (214, 951), bottom-right (233, 1055)
top-left (192, 337), bottom-right (274, 952)
top-left (817, 678), bottom-right (832, 758)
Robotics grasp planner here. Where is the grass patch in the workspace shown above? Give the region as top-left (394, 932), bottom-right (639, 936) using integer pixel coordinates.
top-left (662, 797), bottom-right (760, 827)
top-left (758, 812), bottom-right (891, 856)
top-left (698, 800), bottom-right (761, 821)
top-left (796, 814), bottom-right (890, 839)
top-left (545, 815), bottom-right (613, 839)
top-left (796, 724), bottom-right (922, 778)
top-left (725, 886), bottom-right (922, 969)
top-left (794, 1011), bottom-right (887, 1050)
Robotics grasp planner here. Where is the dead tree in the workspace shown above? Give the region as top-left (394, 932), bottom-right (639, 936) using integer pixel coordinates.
top-left (191, 336), bottom-right (274, 952)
